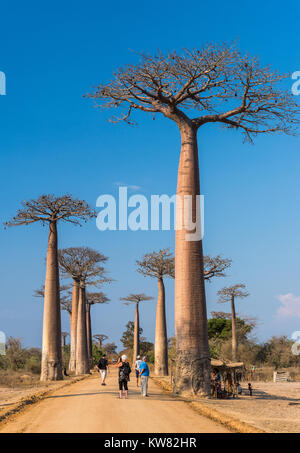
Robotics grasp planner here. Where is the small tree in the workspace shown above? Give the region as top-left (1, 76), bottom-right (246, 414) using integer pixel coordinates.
top-left (61, 332), bottom-right (69, 347)
top-left (86, 292), bottom-right (110, 365)
top-left (217, 284), bottom-right (249, 360)
top-left (93, 334), bottom-right (108, 350)
top-left (137, 248), bottom-right (174, 376)
top-left (88, 44), bottom-right (300, 395)
top-left (5, 195), bottom-right (94, 381)
top-left (103, 342), bottom-right (118, 355)
top-left (120, 321), bottom-right (142, 350)
top-left (120, 294), bottom-right (153, 362)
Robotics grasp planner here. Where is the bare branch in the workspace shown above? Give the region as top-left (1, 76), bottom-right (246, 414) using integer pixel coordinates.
top-left (120, 293), bottom-right (153, 305)
top-left (136, 248), bottom-right (174, 279)
top-left (87, 44), bottom-right (300, 140)
top-left (217, 284), bottom-right (250, 303)
top-left (4, 194), bottom-right (95, 228)
top-left (58, 247), bottom-right (109, 285)
top-left (203, 255), bottom-right (232, 282)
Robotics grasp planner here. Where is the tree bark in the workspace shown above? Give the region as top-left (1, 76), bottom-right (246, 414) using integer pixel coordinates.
top-left (40, 221), bottom-right (63, 381)
top-left (86, 303), bottom-right (93, 367)
top-left (154, 277), bottom-right (168, 376)
top-left (133, 302), bottom-right (140, 362)
top-left (231, 296), bottom-right (238, 361)
top-left (75, 283), bottom-right (90, 375)
top-left (69, 279), bottom-right (79, 372)
top-left (174, 124), bottom-right (211, 396)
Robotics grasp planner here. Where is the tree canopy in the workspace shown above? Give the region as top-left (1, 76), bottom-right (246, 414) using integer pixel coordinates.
top-left (58, 247), bottom-right (109, 285)
top-left (87, 43), bottom-right (300, 141)
top-left (120, 293), bottom-right (153, 305)
top-left (137, 248), bottom-right (174, 279)
top-left (217, 283), bottom-right (249, 303)
top-left (203, 255), bottom-right (232, 281)
top-left (4, 194), bottom-right (95, 227)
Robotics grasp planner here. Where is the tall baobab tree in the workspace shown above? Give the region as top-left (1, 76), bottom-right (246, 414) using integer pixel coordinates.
top-left (217, 284), bottom-right (249, 361)
top-left (93, 334), bottom-right (108, 350)
top-left (120, 293), bottom-right (153, 362)
top-left (88, 44), bottom-right (300, 395)
top-left (86, 292), bottom-right (110, 365)
top-left (34, 284), bottom-right (72, 326)
top-left (58, 250), bottom-right (82, 373)
top-left (5, 195), bottom-right (95, 382)
top-left (137, 249), bottom-right (174, 376)
top-left (58, 247), bottom-right (109, 375)
top-left (204, 255), bottom-right (231, 282)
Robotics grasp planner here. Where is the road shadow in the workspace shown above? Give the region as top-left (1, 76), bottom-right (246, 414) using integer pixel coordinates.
top-left (0, 402), bottom-right (15, 407)
top-left (239, 386), bottom-right (300, 403)
top-left (46, 390), bottom-right (183, 402)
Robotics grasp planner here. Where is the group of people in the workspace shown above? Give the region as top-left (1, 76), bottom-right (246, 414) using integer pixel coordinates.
top-left (211, 368), bottom-right (243, 398)
top-left (97, 353), bottom-right (150, 399)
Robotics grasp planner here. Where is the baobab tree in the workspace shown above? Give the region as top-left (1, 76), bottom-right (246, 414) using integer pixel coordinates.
top-left (58, 247), bottom-right (109, 375)
top-left (34, 285), bottom-right (72, 341)
top-left (93, 334), bottom-right (108, 350)
top-left (86, 292), bottom-right (110, 365)
top-left (217, 284), bottom-right (249, 361)
top-left (137, 249), bottom-right (174, 376)
top-left (34, 285), bottom-right (72, 323)
top-left (204, 255), bottom-right (231, 282)
top-left (88, 44), bottom-right (300, 395)
top-left (120, 293), bottom-right (153, 362)
top-left (5, 195), bottom-right (95, 381)
top-left (61, 332), bottom-right (69, 347)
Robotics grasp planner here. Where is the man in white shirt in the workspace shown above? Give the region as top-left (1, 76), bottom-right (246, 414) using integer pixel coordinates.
top-left (134, 355), bottom-right (142, 387)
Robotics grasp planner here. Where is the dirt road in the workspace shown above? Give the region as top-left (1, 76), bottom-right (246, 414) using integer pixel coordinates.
top-left (0, 368), bottom-right (229, 433)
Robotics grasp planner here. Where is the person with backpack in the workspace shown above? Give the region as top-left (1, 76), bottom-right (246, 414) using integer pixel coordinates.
top-left (116, 354), bottom-right (131, 399)
top-left (97, 353), bottom-right (108, 386)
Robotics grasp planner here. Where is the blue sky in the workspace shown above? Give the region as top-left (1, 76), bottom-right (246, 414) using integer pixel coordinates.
top-left (1, 0), bottom-right (300, 350)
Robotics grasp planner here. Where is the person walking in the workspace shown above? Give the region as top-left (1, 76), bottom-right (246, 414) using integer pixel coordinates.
top-left (116, 354), bottom-right (131, 399)
top-left (139, 356), bottom-right (150, 397)
top-left (135, 355), bottom-right (142, 387)
top-left (97, 353), bottom-right (108, 386)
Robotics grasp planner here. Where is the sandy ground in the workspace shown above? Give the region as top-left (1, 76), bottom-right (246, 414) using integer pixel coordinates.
top-left (0, 368), bottom-right (229, 433)
top-left (200, 381), bottom-right (300, 433)
top-left (0, 376), bottom-right (79, 419)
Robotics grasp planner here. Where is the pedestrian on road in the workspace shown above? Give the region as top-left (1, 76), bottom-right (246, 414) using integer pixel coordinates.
top-left (135, 355), bottom-right (142, 387)
top-left (139, 356), bottom-right (150, 397)
top-left (116, 354), bottom-right (131, 399)
top-left (97, 354), bottom-right (108, 386)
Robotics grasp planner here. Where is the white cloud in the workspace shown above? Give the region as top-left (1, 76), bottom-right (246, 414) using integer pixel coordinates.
top-left (114, 182), bottom-right (141, 191)
top-left (276, 293), bottom-right (300, 319)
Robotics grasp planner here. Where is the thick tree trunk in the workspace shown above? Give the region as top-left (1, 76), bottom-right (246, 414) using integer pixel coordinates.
top-left (231, 296), bottom-right (238, 361)
top-left (69, 279), bottom-right (79, 372)
top-left (40, 221), bottom-right (63, 381)
top-left (133, 302), bottom-right (140, 362)
top-left (75, 284), bottom-right (90, 375)
top-left (86, 304), bottom-right (93, 367)
top-left (154, 277), bottom-right (168, 376)
top-left (174, 124), bottom-right (211, 396)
